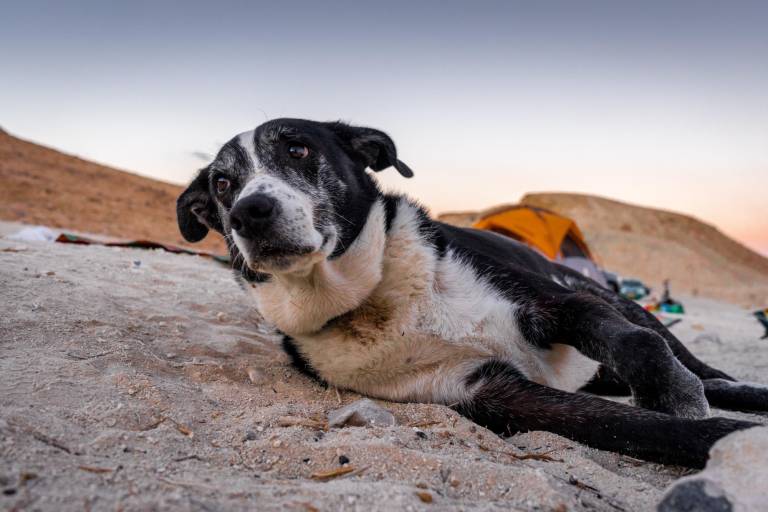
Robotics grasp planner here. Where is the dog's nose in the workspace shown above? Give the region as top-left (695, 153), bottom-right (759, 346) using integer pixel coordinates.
top-left (230, 194), bottom-right (277, 238)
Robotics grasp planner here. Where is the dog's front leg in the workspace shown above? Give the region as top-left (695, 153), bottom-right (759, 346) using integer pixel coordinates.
top-left (456, 360), bottom-right (758, 468)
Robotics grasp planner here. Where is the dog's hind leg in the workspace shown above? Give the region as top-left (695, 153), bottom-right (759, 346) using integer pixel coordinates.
top-left (557, 292), bottom-right (710, 418)
top-left (457, 360), bottom-right (759, 468)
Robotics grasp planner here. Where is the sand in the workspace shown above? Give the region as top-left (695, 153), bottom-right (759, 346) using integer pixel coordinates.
top-left (1, 226), bottom-right (767, 511)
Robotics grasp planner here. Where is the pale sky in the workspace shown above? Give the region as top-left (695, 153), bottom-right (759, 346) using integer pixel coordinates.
top-left (1, 1), bottom-right (766, 255)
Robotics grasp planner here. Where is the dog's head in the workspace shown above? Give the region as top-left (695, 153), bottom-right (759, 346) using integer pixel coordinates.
top-left (177, 118), bottom-right (412, 275)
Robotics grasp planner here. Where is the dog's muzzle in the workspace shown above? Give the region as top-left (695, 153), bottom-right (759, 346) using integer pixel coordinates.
top-left (230, 193), bottom-right (277, 238)
top-left (229, 192), bottom-right (325, 271)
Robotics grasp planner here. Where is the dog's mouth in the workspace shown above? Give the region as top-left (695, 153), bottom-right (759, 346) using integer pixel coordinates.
top-left (242, 232), bottom-right (335, 274)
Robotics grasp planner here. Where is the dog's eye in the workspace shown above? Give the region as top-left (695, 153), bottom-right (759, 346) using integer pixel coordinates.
top-left (287, 144), bottom-right (309, 159)
top-left (215, 176), bottom-right (231, 195)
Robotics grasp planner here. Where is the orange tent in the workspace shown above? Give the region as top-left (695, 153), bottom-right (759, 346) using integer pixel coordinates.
top-left (472, 205), bottom-right (594, 261)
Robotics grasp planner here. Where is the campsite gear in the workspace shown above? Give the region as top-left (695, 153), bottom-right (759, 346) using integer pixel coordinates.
top-left (7, 226), bottom-right (59, 242)
top-left (620, 278), bottom-right (650, 300)
top-left (472, 205), bottom-right (608, 286)
top-left (755, 309), bottom-right (768, 340)
top-left (645, 280), bottom-right (685, 314)
top-left (55, 233), bottom-right (230, 263)
top-left (602, 270), bottom-right (621, 293)
top-left (661, 279), bottom-right (671, 305)
top-left (660, 302), bottom-right (685, 314)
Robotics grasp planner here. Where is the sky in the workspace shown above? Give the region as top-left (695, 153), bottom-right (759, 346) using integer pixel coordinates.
top-left (1, 1), bottom-right (767, 255)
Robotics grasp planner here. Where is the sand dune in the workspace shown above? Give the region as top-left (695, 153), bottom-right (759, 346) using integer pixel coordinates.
top-left (4, 127), bottom-right (765, 306)
top-left (440, 193), bottom-right (768, 307)
top-left (0, 129), bottom-right (225, 254)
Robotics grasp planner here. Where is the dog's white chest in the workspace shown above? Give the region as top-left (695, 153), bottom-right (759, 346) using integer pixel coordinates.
top-left (254, 201), bottom-right (598, 402)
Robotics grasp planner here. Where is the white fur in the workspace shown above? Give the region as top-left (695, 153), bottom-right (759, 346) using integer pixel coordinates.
top-left (236, 130), bottom-right (261, 172)
top-left (234, 172), bottom-right (323, 267)
top-left (250, 199), bottom-right (599, 405)
top-left (250, 201), bottom-right (387, 334)
top-left (421, 255), bottom-right (599, 392)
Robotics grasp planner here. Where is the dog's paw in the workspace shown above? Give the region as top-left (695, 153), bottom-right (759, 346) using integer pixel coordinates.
top-left (633, 368), bottom-right (710, 419)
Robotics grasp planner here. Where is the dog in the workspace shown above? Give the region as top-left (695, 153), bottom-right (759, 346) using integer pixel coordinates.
top-left (177, 118), bottom-right (767, 468)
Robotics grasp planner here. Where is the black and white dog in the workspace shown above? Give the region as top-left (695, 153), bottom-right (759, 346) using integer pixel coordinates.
top-left (177, 118), bottom-right (766, 468)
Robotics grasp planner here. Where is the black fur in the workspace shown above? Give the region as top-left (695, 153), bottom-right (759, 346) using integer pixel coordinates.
top-left (281, 336), bottom-right (323, 383)
top-left (176, 167), bottom-right (223, 242)
top-left (178, 118), bottom-right (768, 468)
top-left (458, 360), bottom-right (757, 468)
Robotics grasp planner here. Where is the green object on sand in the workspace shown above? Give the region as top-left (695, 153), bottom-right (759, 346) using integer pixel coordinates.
top-left (660, 303), bottom-right (685, 314)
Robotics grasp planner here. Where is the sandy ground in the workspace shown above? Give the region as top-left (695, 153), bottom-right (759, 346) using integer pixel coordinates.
top-left (2, 225), bottom-right (767, 512)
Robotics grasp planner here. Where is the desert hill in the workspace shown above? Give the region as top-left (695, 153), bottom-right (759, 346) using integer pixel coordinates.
top-left (440, 193), bottom-right (768, 306)
top-left (2, 129), bottom-right (765, 305)
top-left (0, 129), bottom-right (225, 254)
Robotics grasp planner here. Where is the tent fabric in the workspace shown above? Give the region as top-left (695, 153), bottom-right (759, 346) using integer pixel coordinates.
top-left (472, 206), bottom-right (593, 261)
top-left (55, 233), bottom-right (230, 263)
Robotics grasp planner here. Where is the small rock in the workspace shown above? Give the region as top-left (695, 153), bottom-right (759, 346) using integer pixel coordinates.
top-left (246, 367), bottom-right (266, 385)
top-left (327, 398), bottom-right (396, 428)
top-left (658, 480), bottom-right (731, 512)
top-left (658, 426), bottom-right (768, 512)
top-left (693, 333), bottom-right (722, 345)
top-left (243, 431), bottom-right (257, 441)
top-left (416, 491), bottom-right (433, 503)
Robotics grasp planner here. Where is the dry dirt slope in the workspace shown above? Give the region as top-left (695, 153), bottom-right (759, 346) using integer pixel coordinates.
top-left (2, 127), bottom-right (765, 306)
top-left (440, 193), bottom-right (768, 307)
top-left (0, 128), bottom-right (225, 254)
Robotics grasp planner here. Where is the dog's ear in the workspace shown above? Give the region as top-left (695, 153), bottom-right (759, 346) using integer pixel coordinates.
top-left (328, 122), bottom-right (414, 178)
top-left (176, 167), bottom-right (222, 242)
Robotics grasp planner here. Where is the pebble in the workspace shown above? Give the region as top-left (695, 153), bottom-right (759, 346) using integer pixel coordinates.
top-left (327, 398), bottom-right (397, 428)
top-left (416, 491), bottom-right (433, 503)
top-left (246, 367), bottom-right (266, 385)
top-left (658, 426), bottom-right (768, 512)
